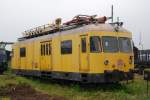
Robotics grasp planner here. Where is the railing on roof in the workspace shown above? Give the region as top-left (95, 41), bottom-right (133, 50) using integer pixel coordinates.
top-left (20, 15), bottom-right (110, 40)
top-left (22, 23), bottom-right (57, 37)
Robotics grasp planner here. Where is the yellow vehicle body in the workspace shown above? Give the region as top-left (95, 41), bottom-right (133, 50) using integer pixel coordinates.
top-left (11, 24), bottom-right (134, 83)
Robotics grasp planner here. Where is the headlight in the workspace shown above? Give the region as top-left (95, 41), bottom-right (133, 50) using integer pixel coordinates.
top-left (104, 60), bottom-right (109, 65)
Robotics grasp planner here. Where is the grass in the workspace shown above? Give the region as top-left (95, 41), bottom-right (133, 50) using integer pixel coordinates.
top-left (0, 69), bottom-right (150, 100)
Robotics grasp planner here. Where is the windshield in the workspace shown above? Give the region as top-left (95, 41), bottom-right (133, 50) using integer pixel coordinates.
top-left (102, 36), bottom-right (118, 52)
top-left (119, 37), bottom-right (132, 53)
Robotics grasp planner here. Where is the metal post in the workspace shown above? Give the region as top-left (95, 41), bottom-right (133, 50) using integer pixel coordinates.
top-left (139, 32), bottom-right (144, 50)
top-left (111, 5), bottom-right (114, 23)
top-left (117, 17), bottom-right (120, 22)
top-left (147, 80), bottom-right (149, 96)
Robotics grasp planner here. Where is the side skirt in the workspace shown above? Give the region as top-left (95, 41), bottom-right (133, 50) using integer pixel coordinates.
top-left (12, 69), bottom-right (134, 83)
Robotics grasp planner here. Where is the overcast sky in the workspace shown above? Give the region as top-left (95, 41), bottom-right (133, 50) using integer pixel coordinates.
top-left (0, 0), bottom-right (150, 49)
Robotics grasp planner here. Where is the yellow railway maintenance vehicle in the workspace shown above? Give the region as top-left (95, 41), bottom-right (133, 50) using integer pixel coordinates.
top-left (11, 15), bottom-right (134, 83)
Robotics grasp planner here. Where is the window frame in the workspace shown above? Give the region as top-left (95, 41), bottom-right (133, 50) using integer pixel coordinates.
top-left (81, 38), bottom-right (86, 53)
top-left (41, 42), bottom-right (52, 56)
top-left (20, 47), bottom-right (26, 57)
top-left (102, 36), bottom-right (119, 53)
top-left (61, 40), bottom-right (72, 54)
top-left (46, 43), bottom-right (49, 55)
top-left (90, 36), bottom-right (101, 53)
top-left (48, 43), bottom-right (51, 55)
top-left (41, 44), bottom-right (43, 56)
top-left (118, 37), bottom-right (133, 53)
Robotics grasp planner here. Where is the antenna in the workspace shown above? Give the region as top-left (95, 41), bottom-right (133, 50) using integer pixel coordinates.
top-left (139, 32), bottom-right (144, 50)
top-left (111, 5), bottom-right (114, 23)
top-left (117, 17), bottom-right (120, 22)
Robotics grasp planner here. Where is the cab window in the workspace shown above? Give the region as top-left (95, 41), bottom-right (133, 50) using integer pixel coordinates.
top-left (119, 37), bottom-right (132, 53)
top-left (90, 36), bottom-right (101, 52)
top-left (102, 36), bottom-right (118, 52)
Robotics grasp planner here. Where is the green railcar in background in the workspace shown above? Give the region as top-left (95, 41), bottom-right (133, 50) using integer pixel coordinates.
top-left (0, 42), bottom-right (13, 74)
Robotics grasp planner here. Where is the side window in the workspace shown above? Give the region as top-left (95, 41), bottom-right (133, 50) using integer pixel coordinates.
top-left (81, 38), bottom-right (86, 52)
top-left (41, 42), bottom-right (51, 56)
top-left (20, 47), bottom-right (26, 57)
top-left (48, 43), bottom-right (51, 55)
top-left (61, 40), bottom-right (72, 54)
top-left (41, 44), bottom-right (43, 56)
top-left (43, 44), bottom-right (46, 55)
top-left (46, 44), bottom-right (49, 55)
top-left (90, 36), bottom-right (101, 52)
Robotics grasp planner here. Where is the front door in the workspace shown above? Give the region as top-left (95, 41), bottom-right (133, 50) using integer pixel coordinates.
top-left (40, 41), bottom-right (52, 71)
top-left (79, 35), bottom-right (89, 72)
